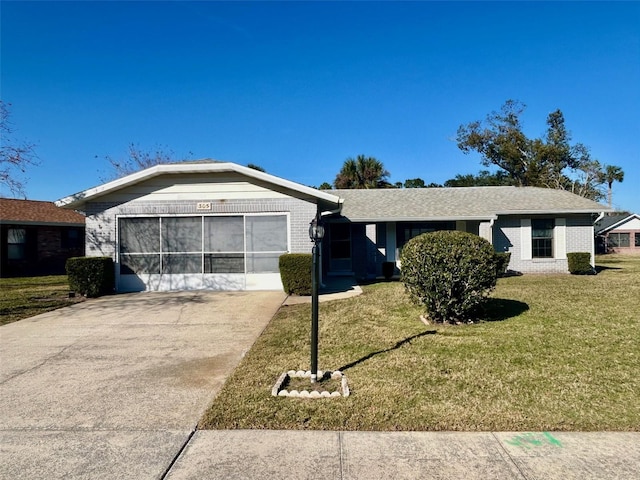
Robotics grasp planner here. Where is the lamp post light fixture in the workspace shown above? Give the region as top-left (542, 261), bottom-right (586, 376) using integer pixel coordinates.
top-left (309, 215), bottom-right (324, 383)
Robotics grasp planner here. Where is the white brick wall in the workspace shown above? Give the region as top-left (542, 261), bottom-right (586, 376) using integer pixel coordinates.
top-left (494, 214), bottom-right (594, 274)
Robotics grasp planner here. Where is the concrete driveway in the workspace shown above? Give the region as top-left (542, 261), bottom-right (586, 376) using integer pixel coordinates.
top-left (0, 291), bottom-right (286, 479)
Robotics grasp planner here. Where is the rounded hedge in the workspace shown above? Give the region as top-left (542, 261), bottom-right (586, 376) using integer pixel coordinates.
top-left (66, 256), bottom-right (115, 298)
top-left (279, 253), bottom-right (312, 295)
top-left (400, 231), bottom-right (498, 324)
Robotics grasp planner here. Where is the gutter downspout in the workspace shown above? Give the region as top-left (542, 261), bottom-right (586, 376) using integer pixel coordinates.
top-left (487, 216), bottom-right (496, 245)
top-left (592, 211), bottom-right (605, 264)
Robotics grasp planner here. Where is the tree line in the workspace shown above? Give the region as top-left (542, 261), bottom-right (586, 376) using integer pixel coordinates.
top-left (323, 100), bottom-right (624, 207)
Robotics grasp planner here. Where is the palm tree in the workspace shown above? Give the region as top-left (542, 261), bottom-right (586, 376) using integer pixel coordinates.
top-left (603, 165), bottom-right (624, 208)
top-left (334, 155), bottom-right (391, 189)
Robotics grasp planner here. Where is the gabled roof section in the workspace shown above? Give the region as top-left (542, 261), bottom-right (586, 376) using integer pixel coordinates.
top-left (0, 198), bottom-right (85, 226)
top-left (331, 186), bottom-right (609, 222)
top-left (55, 161), bottom-right (342, 212)
top-left (595, 213), bottom-right (640, 234)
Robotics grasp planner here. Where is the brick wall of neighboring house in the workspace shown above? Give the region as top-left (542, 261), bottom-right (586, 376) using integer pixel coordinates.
top-left (0, 224), bottom-right (85, 277)
top-left (36, 226), bottom-right (85, 272)
top-left (604, 230), bottom-right (640, 254)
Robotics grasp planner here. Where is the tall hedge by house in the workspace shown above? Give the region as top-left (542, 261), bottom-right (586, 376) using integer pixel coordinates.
top-left (66, 257), bottom-right (115, 297)
top-left (279, 253), bottom-right (312, 295)
top-left (400, 231), bottom-right (498, 324)
top-left (567, 252), bottom-right (594, 275)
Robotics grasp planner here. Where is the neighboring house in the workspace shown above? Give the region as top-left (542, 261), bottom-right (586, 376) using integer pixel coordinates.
top-left (595, 213), bottom-right (640, 254)
top-left (56, 162), bottom-right (608, 292)
top-left (0, 198), bottom-right (85, 277)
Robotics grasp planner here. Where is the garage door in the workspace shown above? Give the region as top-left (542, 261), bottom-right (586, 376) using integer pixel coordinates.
top-left (117, 214), bottom-right (288, 291)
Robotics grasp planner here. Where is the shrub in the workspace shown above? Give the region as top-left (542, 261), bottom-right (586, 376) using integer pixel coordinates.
top-left (494, 252), bottom-right (511, 277)
top-left (66, 257), bottom-right (115, 298)
top-left (382, 261), bottom-right (395, 280)
top-left (279, 253), bottom-right (312, 295)
top-left (400, 231), bottom-right (497, 324)
top-left (567, 252), bottom-right (594, 275)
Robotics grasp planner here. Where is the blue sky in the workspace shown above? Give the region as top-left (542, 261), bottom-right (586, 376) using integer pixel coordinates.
top-left (2, 1), bottom-right (639, 212)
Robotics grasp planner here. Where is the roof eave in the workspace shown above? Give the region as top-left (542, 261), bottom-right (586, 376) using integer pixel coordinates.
top-left (339, 215), bottom-right (497, 223)
top-left (494, 209), bottom-right (609, 216)
top-left (0, 220), bottom-right (85, 227)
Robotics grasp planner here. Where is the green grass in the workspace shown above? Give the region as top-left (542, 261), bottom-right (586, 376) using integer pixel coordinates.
top-left (0, 275), bottom-right (83, 325)
top-left (199, 255), bottom-right (640, 431)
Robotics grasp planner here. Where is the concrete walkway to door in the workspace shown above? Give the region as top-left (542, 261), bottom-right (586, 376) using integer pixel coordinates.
top-left (0, 290), bottom-right (286, 479)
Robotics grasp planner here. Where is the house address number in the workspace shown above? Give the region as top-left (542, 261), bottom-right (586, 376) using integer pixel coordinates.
top-left (196, 202), bottom-right (212, 211)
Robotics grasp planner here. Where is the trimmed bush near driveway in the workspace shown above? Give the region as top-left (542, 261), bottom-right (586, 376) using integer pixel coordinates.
top-left (279, 253), bottom-right (312, 295)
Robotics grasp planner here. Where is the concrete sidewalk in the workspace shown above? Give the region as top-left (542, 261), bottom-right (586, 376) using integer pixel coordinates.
top-left (166, 430), bottom-right (640, 479)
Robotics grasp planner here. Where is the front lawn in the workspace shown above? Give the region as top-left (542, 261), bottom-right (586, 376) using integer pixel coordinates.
top-left (0, 275), bottom-right (83, 326)
top-left (199, 255), bottom-right (640, 431)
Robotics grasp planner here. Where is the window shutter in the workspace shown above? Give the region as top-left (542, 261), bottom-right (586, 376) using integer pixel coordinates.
top-left (521, 219), bottom-right (532, 260)
top-left (555, 218), bottom-right (566, 259)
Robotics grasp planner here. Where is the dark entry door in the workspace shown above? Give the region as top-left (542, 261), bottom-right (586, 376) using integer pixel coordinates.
top-left (329, 223), bottom-right (352, 272)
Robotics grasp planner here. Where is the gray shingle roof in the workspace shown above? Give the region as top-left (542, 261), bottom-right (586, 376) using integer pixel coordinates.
top-left (330, 187), bottom-right (609, 221)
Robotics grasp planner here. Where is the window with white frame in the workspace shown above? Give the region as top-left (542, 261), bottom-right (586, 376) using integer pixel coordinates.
top-left (532, 219), bottom-right (554, 258)
top-left (118, 215), bottom-right (288, 275)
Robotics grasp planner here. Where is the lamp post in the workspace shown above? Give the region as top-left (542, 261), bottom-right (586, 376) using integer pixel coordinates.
top-left (309, 215), bottom-right (324, 383)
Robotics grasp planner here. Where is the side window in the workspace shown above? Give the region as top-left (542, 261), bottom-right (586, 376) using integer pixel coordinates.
top-left (7, 228), bottom-right (27, 260)
top-left (62, 228), bottom-right (83, 249)
top-left (609, 233), bottom-right (630, 248)
top-left (532, 219), bottom-right (554, 258)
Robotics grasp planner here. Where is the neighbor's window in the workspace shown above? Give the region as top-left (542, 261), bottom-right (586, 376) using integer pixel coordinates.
top-left (62, 228), bottom-right (83, 249)
top-left (7, 228), bottom-right (26, 260)
top-left (608, 232), bottom-right (630, 248)
top-left (532, 219), bottom-right (554, 258)
top-left (635, 234), bottom-right (640, 248)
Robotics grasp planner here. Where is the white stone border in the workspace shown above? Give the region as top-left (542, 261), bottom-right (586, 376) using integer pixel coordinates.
top-left (271, 370), bottom-right (349, 398)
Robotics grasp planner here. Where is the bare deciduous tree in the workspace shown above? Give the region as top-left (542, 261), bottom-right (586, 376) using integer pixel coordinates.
top-left (0, 101), bottom-right (38, 198)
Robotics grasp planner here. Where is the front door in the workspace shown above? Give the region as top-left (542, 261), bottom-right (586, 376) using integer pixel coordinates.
top-left (329, 223), bottom-right (352, 273)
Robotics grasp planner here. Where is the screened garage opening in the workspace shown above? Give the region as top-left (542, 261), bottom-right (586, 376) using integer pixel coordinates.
top-left (117, 214), bottom-right (289, 291)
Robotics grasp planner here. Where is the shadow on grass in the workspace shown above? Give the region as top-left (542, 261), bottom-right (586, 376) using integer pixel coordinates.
top-left (595, 265), bottom-right (622, 273)
top-left (480, 297), bottom-right (529, 322)
top-left (338, 330), bottom-right (436, 372)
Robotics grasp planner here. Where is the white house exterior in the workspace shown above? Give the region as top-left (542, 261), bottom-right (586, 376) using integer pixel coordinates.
top-left (56, 162), bottom-right (341, 292)
top-left (57, 161), bottom-right (609, 292)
